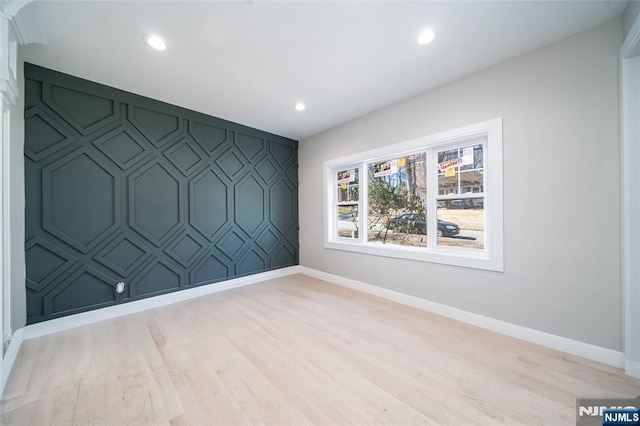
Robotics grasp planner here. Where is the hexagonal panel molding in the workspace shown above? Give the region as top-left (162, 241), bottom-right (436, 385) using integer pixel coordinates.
top-left (132, 260), bottom-right (183, 297)
top-left (93, 125), bottom-right (151, 170)
top-left (270, 179), bottom-right (295, 235)
top-left (237, 248), bottom-right (266, 276)
top-left (190, 168), bottom-right (228, 241)
top-left (235, 132), bottom-right (264, 162)
top-left (270, 141), bottom-right (294, 167)
top-left (25, 78), bottom-right (42, 109)
top-left (46, 84), bottom-right (117, 135)
top-left (165, 231), bottom-right (205, 268)
top-left (189, 121), bottom-right (228, 156)
top-left (44, 266), bottom-right (117, 316)
top-left (25, 236), bottom-right (77, 292)
top-left (130, 106), bottom-right (182, 148)
top-left (191, 253), bottom-right (229, 286)
top-left (24, 64), bottom-right (301, 324)
top-left (256, 228), bottom-right (279, 253)
top-left (256, 156), bottom-right (278, 184)
top-left (286, 161), bottom-right (298, 186)
top-left (286, 227), bottom-right (299, 252)
top-left (234, 174), bottom-right (265, 235)
top-left (216, 228), bottom-right (246, 260)
top-left (216, 149), bottom-right (245, 180)
top-left (95, 232), bottom-right (151, 276)
top-left (24, 107), bottom-right (75, 162)
top-left (272, 244), bottom-right (297, 269)
top-left (164, 138), bottom-right (204, 176)
top-left (42, 150), bottom-right (121, 253)
top-left (129, 162), bottom-right (183, 246)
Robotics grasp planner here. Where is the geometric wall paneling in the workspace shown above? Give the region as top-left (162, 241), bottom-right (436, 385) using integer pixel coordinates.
top-left (270, 179), bottom-right (296, 235)
top-left (189, 167), bottom-right (230, 241)
top-left (270, 139), bottom-right (294, 167)
top-left (191, 251), bottom-right (230, 286)
top-left (93, 124), bottom-right (152, 171)
top-left (41, 149), bottom-right (121, 253)
top-left (24, 158), bottom-right (43, 243)
top-left (26, 288), bottom-right (46, 319)
top-left (129, 161), bottom-right (184, 247)
top-left (25, 77), bottom-right (43, 109)
top-left (25, 236), bottom-right (77, 292)
top-left (189, 120), bottom-right (228, 156)
top-left (215, 227), bottom-right (248, 261)
top-left (24, 106), bottom-right (76, 161)
top-left (129, 105), bottom-right (182, 148)
top-left (286, 227), bottom-right (300, 250)
top-left (255, 155), bottom-right (279, 184)
top-left (163, 137), bottom-right (206, 177)
top-left (130, 259), bottom-right (184, 298)
top-left (234, 173), bottom-right (266, 235)
top-left (256, 227), bottom-right (279, 254)
top-left (272, 244), bottom-right (297, 269)
top-left (43, 265), bottom-right (119, 317)
top-left (216, 148), bottom-right (247, 181)
top-left (94, 232), bottom-right (152, 277)
top-left (164, 230), bottom-right (206, 268)
top-left (236, 247), bottom-right (267, 276)
top-left (285, 158), bottom-right (298, 188)
top-left (235, 132), bottom-right (264, 162)
top-left (44, 84), bottom-right (118, 136)
top-left (25, 63), bottom-right (298, 324)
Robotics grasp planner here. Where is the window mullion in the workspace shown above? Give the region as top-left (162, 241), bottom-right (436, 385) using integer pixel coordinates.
top-left (426, 148), bottom-right (438, 249)
top-left (359, 163), bottom-right (367, 244)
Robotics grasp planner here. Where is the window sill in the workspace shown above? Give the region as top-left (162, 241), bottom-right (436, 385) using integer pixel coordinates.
top-left (324, 239), bottom-right (503, 272)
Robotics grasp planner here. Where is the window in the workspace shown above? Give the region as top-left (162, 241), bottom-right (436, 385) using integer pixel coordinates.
top-left (324, 119), bottom-right (503, 271)
top-left (335, 167), bottom-right (359, 239)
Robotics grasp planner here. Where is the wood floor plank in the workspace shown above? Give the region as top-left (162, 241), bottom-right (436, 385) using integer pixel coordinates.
top-left (2, 273), bottom-right (640, 425)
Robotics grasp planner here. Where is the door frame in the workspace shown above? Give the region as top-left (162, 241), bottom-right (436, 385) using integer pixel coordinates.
top-left (620, 13), bottom-right (640, 378)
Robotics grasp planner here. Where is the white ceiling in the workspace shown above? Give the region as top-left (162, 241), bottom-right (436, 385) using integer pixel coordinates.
top-left (15, 0), bottom-right (627, 141)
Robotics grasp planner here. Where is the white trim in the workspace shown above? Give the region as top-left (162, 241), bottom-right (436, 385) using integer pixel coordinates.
top-left (22, 266), bottom-right (304, 340)
top-left (620, 12), bottom-right (640, 379)
top-left (0, 14), bottom-right (17, 360)
top-left (0, 327), bottom-right (22, 397)
top-left (297, 266), bottom-right (624, 368)
top-left (323, 118), bottom-right (503, 272)
top-left (0, 1), bottom-right (34, 19)
top-left (1, 97), bottom-right (10, 351)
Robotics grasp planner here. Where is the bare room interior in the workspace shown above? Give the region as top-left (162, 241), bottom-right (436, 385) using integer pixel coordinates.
top-left (1, 0), bottom-right (640, 424)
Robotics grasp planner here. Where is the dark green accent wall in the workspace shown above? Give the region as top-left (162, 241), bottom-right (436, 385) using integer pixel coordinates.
top-left (24, 63), bottom-right (299, 324)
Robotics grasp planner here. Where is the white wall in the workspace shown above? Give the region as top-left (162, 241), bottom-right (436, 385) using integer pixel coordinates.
top-left (299, 19), bottom-right (623, 351)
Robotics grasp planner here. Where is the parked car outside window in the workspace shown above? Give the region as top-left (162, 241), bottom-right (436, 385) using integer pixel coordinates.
top-left (386, 213), bottom-right (460, 237)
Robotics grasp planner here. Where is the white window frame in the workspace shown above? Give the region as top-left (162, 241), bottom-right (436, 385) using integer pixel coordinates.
top-left (323, 118), bottom-right (503, 272)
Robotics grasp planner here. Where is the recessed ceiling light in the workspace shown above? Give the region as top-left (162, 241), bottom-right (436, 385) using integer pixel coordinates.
top-left (143, 34), bottom-right (167, 51)
top-left (294, 102), bottom-right (306, 111)
top-left (417, 28), bottom-right (436, 46)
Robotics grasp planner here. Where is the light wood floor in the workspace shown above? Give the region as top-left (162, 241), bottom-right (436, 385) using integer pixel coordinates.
top-left (2, 274), bottom-right (640, 425)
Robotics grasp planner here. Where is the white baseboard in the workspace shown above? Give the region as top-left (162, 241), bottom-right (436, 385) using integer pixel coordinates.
top-left (22, 266), bottom-right (304, 340)
top-left (1, 328), bottom-right (24, 398)
top-left (297, 266), bottom-right (625, 369)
